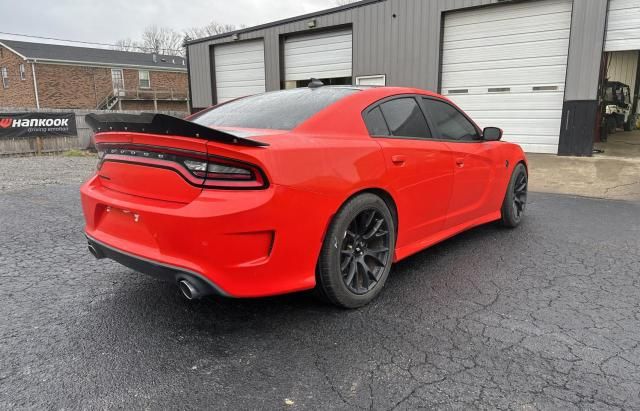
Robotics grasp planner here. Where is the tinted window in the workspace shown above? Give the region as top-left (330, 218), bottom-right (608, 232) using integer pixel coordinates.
top-left (378, 98), bottom-right (431, 138)
top-left (364, 107), bottom-right (390, 136)
top-left (422, 98), bottom-right (479, 141)
top-left (192, 88), bottom-right (359, 130)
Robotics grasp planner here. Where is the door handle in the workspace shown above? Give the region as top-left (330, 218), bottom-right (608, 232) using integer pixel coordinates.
top-left (391, 155), bottom-right (407, 165)
top-left (455, 158), bottom-right (465, 168)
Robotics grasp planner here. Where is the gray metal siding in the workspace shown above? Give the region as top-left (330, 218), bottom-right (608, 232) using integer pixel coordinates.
top-left (187, 0), bottom-right (607, 107)
top-left (564, 0), bottom-right (608, 101)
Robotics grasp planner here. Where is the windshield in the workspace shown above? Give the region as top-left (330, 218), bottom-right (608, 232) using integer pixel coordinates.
top-left (192, 88), bottom-right (359, 131)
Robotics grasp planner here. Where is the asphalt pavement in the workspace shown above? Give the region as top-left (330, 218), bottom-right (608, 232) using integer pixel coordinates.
top-left (1, 163), bottom-right (640, 409)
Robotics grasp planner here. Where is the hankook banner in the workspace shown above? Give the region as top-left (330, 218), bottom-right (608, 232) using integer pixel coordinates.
top-left (0, 112), bottom-right (77, 139)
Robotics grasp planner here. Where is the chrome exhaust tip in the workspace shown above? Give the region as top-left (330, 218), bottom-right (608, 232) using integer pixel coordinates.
top-left (178, 279), bottom-right (201, 300)
top-left (88, 244), bottom-right (104, 259)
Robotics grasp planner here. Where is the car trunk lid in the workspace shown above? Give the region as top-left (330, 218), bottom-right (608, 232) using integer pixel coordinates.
top-left (88, 113), bottom-right (269, 204)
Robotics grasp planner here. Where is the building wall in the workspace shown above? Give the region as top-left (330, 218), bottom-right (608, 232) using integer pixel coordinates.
top-left (188, 0), bottom-right (609, 109)
top-left (0, 46), bottom-right (36, 108)
top-left (36, 63), bottom-right (112, 109)
top-left (29, 64), bottom-right (188, 110)
top-left (564, 0), bottom-right (608, 101)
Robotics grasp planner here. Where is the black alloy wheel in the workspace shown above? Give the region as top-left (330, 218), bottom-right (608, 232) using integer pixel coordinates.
top-left (512, 170), bottom-right (528, 220)
top-left (339, 209), bottom-right (391, 295)
top-left (500, 162), bottom-right (528, 228)
top-left (316, 193), bottom-right (396, 308)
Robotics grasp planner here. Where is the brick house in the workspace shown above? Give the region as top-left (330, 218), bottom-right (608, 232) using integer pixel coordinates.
top-left (0, 39), bottom-right (189, 111)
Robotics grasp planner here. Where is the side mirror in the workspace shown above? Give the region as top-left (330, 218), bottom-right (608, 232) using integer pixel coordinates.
top-left (483, 127), bottom-right (502, 141)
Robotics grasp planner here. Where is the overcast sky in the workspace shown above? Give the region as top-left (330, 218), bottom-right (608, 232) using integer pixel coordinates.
top-left (1, 0), bottom-right (337, 47)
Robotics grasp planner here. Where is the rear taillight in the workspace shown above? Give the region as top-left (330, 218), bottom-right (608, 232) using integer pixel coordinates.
top-left (96, 143), bottom-right (267, 189)
top-left (182, 155), bottom-right (266, 188)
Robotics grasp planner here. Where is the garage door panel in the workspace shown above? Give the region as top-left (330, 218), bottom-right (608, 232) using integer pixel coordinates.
top-left (216, 70), bottom-right (264, 85)
top-left (442, 0), bottom-right (570, 154)
top-left (445, 14), bottom-right (570, 43)
top-left (285, 35), bottom-right (352, 50)
top-left (285, 43), bottom-right (352, 59)
top-left (215, 53), bottom-right (264, 67)
top-left (605, 0), bottom-right (640, 51)
top-left (465, 109), bottom-right (562, 121)
top-left (445, 0), bottom-right (570, 26)
top-left (449, 92), bottom-right (565, 111)
top-left (214, 40), bottom-right (265, 103)
top-left (444, 28), bottom-right (569, 51)
top-left (471, 118), bottom-right (563, 136)
top-left (443, 38), bottom-right (569, 65)
top-left (443, 56), bottom-right (568, 74)
top-left (285, 50), bottom-right (353, 67)
top-left (442, 66), bottom-right (567, 89)
top-left (284, 29), bottom-right (352, 82)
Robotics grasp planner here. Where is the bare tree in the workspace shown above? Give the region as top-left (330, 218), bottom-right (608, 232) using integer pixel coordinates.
top-left (140, 25), bottom-right (184, 55)
top-left (112, 38), bottom-right (141, 52)
top-left (184, 21), bottom-right (245, 40)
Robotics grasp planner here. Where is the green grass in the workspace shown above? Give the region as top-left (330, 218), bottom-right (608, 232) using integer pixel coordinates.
top-left (61, 149), bottom-right (95, 157)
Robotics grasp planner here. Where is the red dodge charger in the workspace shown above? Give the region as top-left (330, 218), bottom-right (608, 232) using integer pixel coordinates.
top-left (81, 85), bottom-right (528, 308)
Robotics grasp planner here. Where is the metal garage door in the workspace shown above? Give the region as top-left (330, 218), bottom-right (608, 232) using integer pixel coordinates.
top-left (605, 0), bottom-right (640, 52)
top-left (214, 40), bottom-right (265, 103)
top-left (284, 28), bottom-right (352, 84)
top-left (441, 0), bottom-right (572, 153)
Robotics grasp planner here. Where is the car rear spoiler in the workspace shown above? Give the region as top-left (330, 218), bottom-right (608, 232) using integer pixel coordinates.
top-left (85, 113), bottom-right (268, 147)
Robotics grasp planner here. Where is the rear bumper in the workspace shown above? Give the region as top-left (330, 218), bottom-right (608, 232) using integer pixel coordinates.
top-left (80, 175), bottom-right (334, 297)
top-left (87, 234), bottom-right (226, 296)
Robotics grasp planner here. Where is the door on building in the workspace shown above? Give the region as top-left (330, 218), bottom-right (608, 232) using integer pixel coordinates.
top-left (111, 69), bottom-right (124, 96)
top-left (283, 28), bottom-right (353, 89)
top-left (440, 0), bottom-right (572, 154)
top-left (213, 40), bottom-right (266, 104)
top-left (598, 0), bottom-right (640, 154)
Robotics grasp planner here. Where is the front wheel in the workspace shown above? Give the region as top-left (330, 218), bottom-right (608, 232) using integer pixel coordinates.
top-left (500, 163), bottom-right (528, 228)
top-left (316, 193), bottom-right (396, 308)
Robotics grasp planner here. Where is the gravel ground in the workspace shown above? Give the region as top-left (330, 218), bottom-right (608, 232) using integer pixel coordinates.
top-left (0, 155), bottom-right (96, 193)
top-left (1, 156), bottom-right (640, 409)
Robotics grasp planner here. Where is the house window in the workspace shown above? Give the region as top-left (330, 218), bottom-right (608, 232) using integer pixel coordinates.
top-left (138, 70), bottom-right (150, 88)
top-left (19, 64), bottom-right (25, 81)
top-left (1, 67), bottom-right (8, 89)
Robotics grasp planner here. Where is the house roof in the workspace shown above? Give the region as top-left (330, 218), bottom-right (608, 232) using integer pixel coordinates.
top-left (0, 39), bottom-right (187, 71)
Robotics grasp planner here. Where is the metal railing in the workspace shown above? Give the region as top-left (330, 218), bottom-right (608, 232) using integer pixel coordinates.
top-left (96, 88), bottom-right (188, 109)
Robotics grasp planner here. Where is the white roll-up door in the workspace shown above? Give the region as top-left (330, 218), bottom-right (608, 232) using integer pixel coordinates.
top-left (605, 0), bottom-right (640, 52)
top-left (214, 40), bottom-right (265, 103)
top-left (284, 28), bottom-right (352, 82)
top-left (441, 0), bottom-right (572, 154)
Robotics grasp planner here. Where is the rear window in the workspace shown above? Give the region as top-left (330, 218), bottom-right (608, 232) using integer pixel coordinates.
top-left (192, 88), bottom-right (359, 130)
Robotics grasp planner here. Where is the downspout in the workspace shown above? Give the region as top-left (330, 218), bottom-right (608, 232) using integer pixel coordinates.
top-left (31, 61), bottom-right (40, 109)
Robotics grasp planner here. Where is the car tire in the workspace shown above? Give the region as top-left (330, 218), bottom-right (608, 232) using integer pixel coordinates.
top-left (316, 193), bottom-right (396, 308)
top-left (500, 163), bottom-right (528, 228)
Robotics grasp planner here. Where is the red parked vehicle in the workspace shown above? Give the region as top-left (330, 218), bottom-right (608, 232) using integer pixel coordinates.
top-left (81, 85), bottom-right (528, 308)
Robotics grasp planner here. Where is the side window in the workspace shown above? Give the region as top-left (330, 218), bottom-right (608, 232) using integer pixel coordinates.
top-left (364, 106), bottom-right (390, 136)
top-left (378, 98), bottom-right (431, 139)
top-left (422, 98), bottom-right (479, 141)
